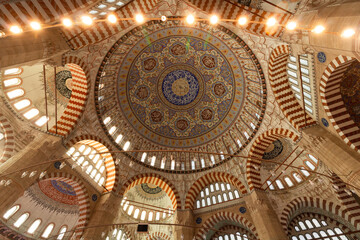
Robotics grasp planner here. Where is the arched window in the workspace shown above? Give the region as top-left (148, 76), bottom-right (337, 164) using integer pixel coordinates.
top-left (148, 212), bottom-right (153, 221)
top-left (308, 154), bottom-right (318, 163)
top-left (223, 193), bottom-right (228, 201)
top-left (234, 190), bottom-right (240, 198)
top-left (127, 205), bottom-right (134, 215)
top-left (123, 141), bottom-right (130, 151)
top-left (13, 99), bottom-right (31, 110)
top-left (218, 194), bottom-right (222, 203)
top-left (212, 196), bottom-right (216, 204)
top-left (196, 200), bottom-right (200, 209)
top-left (155, 212), bottom-right (160, 221)
top-left (229, 192), bottom-right (234, 200)
top-left (42, 224), bottom-right (55, 238)
top-left (134, 209), bottom-right (140, 219)
top-left (293, 172), bottom-right (303, 183)
top-left (57, 226), bottom-right (67, 240)
top-left (14, 213), bottom-right (29, 228)
top-left (210, 184), bottom-right (215, 192)
top-left (4, 68), bottom-right (22, 75)
top-left (3, 78), bottom-right (21, 88)
top-left (284, 177), bottom-right (294, 187)
top-left (3, 205), bottom-right (19, 219)
top-left (201, 199), bottom-right (206, 207)
top-left (305, 161), bottom-right (315, 170)
top-left (140, 210), bottom-right (146, 220)
top-left (27, 219), bottom-right (41, 234)
top-left (201, 158), bottom-right (205, 168)
top-left (7, 89), bottom-right (24, 99)
top-left (206, 197), bottom-right (211, 206)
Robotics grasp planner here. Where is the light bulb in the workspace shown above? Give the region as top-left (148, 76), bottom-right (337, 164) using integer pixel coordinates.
top-left (266, 17), bottom-right (277, 27)
top-left (135, 14), bottom-right (144, 23)
top-left (186, 14), bottom-right (195, 25)
top-left (210, 15), bottom-right (219, 25)
top-left (62, 18), bottom-right (73, 27)
top-left (341, 28), bottom-right (355, 38)
top-left (312, 25), bottom-right (325, 34)
top-left (107, 14), bottom-right (117, 24)
top-left (286, 21), bottom-right (297, 30)
top-left (30, 21), bottom-right (41, 30)
top-left (161, 15), bottom-right (167, 22)
top-left (10, 25), bottom-right (22, 34)
top-left (81, 15), bottom-right (93, 25)
top-left (238, 16), bottom-right (247, 26)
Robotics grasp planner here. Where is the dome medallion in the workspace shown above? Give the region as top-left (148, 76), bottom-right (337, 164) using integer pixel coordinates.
top-left (95, 20), bottom-right (266, 171)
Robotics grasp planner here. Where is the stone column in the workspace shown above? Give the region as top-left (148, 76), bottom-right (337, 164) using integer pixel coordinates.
top-left (81, 193), bottom-right (123, 239)
top-left (246, 191), bottom-right (287, 240)
top-left (299, 125), bottom-right (360, 192)
top-left (173, 210), bottom-right (195, 240)
top-left (0, 133), bottom-right (63, 212)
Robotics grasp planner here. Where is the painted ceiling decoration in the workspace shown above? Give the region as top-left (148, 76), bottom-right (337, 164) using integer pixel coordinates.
top-left (340, 61), bottom-right (360, 128)
top-left (141, 183), bottom-right (163, 195)
top-left (95, 20), bottom-right (266, 168)
top-left (262, 139), bottom-right (284, 160)
top-left (38, 180), bottom-right (78, 206)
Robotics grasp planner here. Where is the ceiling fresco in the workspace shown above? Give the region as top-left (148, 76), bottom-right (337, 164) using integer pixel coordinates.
top-left (95, 20), bottom-right (266, 153)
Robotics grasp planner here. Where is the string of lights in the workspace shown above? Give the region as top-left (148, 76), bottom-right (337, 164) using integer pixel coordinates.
top-left (1, 13), bottom-right (356, 39)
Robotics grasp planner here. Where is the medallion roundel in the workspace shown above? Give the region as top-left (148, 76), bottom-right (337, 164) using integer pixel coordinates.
top-left (95, 20), bottom-right (266, 159)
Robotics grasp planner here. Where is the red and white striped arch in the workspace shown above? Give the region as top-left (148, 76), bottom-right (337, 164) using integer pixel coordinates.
top-left (185, 172), bottom-right (248, 210)
top-left (62, 0), bottom-right (159, 49)
top-left (118, 173), bottom-right (180, 210)
top-left (319, 55), bottom-right (360, 153)
top-left (269, 45), bottom-right (316, 130)
top-left (0, 113), bottom-right (15, 163)
top-left (280, 197), bottom-right (360, 235)
top-left (146, 232), bottom-right (171, 240)
top-left (330, 173), bottom-right (360, 227)
top-left (66, 135), bottom-right (118, 193)
top-left (186, 0), bottom-right (290, 38)
top-left (246, 128), bottom-right (299, 191)
top-left (0, 0), bottom-right (92, 30)
top-left (195, 212), bottom-right (258, 240)
top-left (43, 172), bottom-right (90, 240)
top-left (49, 58), bottom-right (89, 137)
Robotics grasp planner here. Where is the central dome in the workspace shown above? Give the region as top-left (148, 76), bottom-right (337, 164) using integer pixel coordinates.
top-left (117, 29), bottom-right (242, 147)
top-left (95, 20), bottom-right (266, 171)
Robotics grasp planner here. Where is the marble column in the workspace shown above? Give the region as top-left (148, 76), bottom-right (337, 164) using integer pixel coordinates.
top-left (299, 125), bottom-right (360, 192)
top-left (0, 133), bottom-right (62, 212)
top-left (246, 191), bottom-right (287, 240)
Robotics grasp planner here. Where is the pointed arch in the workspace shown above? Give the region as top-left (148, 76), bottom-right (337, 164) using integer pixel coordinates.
top-left (280, 197), bottom-right (360, 235)
top-left (146, 232), bottom-right (171, 240)
top-left (319, 55), bottom-right (360, 153)
top-left (66, 134), bottom-right (118, 192)
top-left (268, 45), bottom-right (316, 130)
top-left (42, 172), bottom-right (90, 239)
top-left (246, 128), bottom-right (299, 191)
top-left (185, 172), bottom-right (248, 210)
top-left (48, 57), bottom-right (89, 136)
top-left (0, 113), bottom-right (15, 163)
top-left (195, 211), bottom-right (258, 240)
top-left (118, 173), bottom-right (180, 210)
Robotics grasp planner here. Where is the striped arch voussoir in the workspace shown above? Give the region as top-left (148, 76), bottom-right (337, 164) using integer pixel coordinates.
top-left (49, 56), bottom-right (89, 137)
top-left (185, 172), bottom-right (248, 210)
top-left (0, 113), bottom-right (15, 163)
top-left (268, 45), bottom-right (316, 130)
top-left (66, 134), bottom-right (118, 193)
top-left (119, 173), bottom-right (180, 210)
top-left (195, 212), bottom-right (258, 240)
top-left (146, 232), bottom-right (171, 240)
top-left (279, 197), bottom-right (360, 235)
top-left (42, 172), bottom-right (90, 239)
top-left (319, 55), bottom-right (360, 153)
top-left (246, 128), bottom-right (299, 191)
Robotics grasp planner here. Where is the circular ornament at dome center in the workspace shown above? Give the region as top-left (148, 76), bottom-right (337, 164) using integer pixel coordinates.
top-left (95, 20), bottom-right (266, 159)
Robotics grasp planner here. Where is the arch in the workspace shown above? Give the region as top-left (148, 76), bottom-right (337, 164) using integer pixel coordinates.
top-left (118, 173), bottom-right (180, 210)
top-left (319, 55), bottom-right (360, 153)
top-left (146, 232), bottom-right (171, 240)
top-left (48, 58), bottom-right (89, 137)
top-left (185, 172), bottom-right (248, 210)
top-left (0, 113), bottom-right (15, 163)
top-left (42, 172), bottom-right (90, 239)
top-left (280, 197), bottom-right (360, 235)
top-left (268, 45), bottom-right (316, 130)
top-left (66, 134), bottom-right (118, 192)
top-left (195, 212), bottom-right (258, 240)
top-left (246, 128), bottom-right (299, 191)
